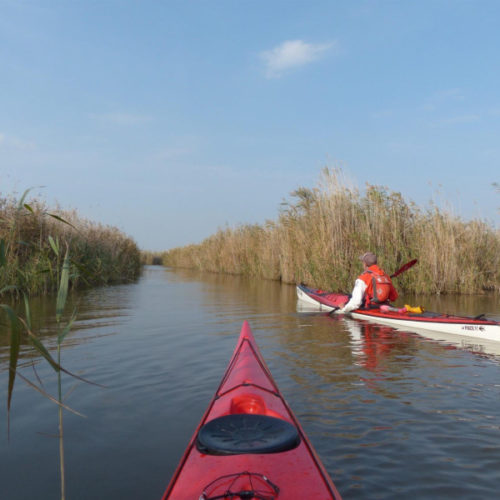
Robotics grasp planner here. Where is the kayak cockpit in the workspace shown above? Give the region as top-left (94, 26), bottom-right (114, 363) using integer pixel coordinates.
top-left (199, 471), bottom-right (280, 500)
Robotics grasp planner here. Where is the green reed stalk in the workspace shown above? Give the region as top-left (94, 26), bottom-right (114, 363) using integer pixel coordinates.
top-left (55, 247), bottom-right (70, 500)
top-left (3, 246), bottom-right (88, 500)
top-left (58, 340), bottom-right (66, 500)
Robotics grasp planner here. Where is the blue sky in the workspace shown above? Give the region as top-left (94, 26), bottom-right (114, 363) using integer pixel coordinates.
top-left (1, 1), bottom-right (499, 250)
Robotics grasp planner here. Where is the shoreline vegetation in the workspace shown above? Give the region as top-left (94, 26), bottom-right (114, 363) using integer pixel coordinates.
top-left (0, 192), bottom-right (117, 500)
top-left (161, 168), bottom-right (500, 295)
top-left (141, 251), bottom-right (163, 266)
top-left (1, 192), bottom-right (141, 298)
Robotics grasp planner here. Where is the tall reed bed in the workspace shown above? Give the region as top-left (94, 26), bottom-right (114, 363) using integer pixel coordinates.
top-left (0, 193), bottom-right (141, 297)
top-left (163, 168), bottom-right (500, 294)
top-left (141, 250), bottom-right (164, 265)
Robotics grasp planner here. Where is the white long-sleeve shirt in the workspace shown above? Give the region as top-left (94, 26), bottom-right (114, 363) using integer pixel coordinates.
top-left (339, 279), bottom-right (367, 314)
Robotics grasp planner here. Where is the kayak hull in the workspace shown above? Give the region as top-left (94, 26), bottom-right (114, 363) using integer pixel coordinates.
top-left (296, 284), bottom-right (346, 312)
top-left (162, 321), bottom-right (342, 499)
top-left (297, 284), bottom-right (500, 342)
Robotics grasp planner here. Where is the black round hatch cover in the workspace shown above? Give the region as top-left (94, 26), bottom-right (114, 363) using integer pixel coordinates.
top-left (196, 414), bottom-right (301, 455)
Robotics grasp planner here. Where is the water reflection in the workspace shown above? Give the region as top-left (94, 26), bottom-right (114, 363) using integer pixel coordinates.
top-left (0, 283), bottom-right (133, 368)
top-left (344, 318), bottom-right (418, 373)
top-left (1, 266), bottom-right (499, 500)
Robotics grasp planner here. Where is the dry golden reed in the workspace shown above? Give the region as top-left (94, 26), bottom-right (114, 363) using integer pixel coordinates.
top-left (140, 251), bottom-right (164, 265)
top-left (163, 168), bottom-right (500, 295)
top-left (0, 194), bottom-right (141, 296)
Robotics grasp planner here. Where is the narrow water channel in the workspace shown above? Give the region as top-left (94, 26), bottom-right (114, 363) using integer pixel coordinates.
top-left (1, 266), bottom-right (499, 499)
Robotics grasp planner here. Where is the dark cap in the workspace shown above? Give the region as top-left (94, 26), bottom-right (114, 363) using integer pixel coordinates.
top-left (360, 252), bottom-right (377, 266)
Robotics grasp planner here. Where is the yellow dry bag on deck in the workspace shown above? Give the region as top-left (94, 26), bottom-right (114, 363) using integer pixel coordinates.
top-left (404, 304), bottom-right (425, 314)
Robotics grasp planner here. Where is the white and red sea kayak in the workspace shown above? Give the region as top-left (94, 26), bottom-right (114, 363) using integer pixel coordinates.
top-left (297, 284), bottom-right (500, 342)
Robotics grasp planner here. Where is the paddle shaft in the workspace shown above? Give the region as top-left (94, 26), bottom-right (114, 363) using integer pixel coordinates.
top-left (390, 258), bottom-right (418, 278)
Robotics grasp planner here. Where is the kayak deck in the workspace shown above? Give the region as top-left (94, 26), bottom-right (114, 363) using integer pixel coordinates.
top-left (162, 321), bottom-right (341, 499)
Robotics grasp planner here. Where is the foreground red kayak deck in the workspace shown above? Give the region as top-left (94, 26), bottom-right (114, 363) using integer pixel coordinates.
top-left (162, 321), bottom-right (341, 499)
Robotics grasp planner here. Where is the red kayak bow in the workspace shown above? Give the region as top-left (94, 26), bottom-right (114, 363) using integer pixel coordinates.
top-left (162, 321), bottom-right (342, 499)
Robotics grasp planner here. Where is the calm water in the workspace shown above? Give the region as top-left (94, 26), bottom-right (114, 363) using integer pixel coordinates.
top-left (1, 266), bottom-right (500, 499)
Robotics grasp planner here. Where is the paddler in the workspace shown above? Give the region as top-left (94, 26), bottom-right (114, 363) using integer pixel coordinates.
top-left (335, 252), bottom-right (398, 314)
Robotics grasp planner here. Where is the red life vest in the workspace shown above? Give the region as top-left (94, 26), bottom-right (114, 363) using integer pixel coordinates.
top-left (359, 265), bottom-right (398, 306)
